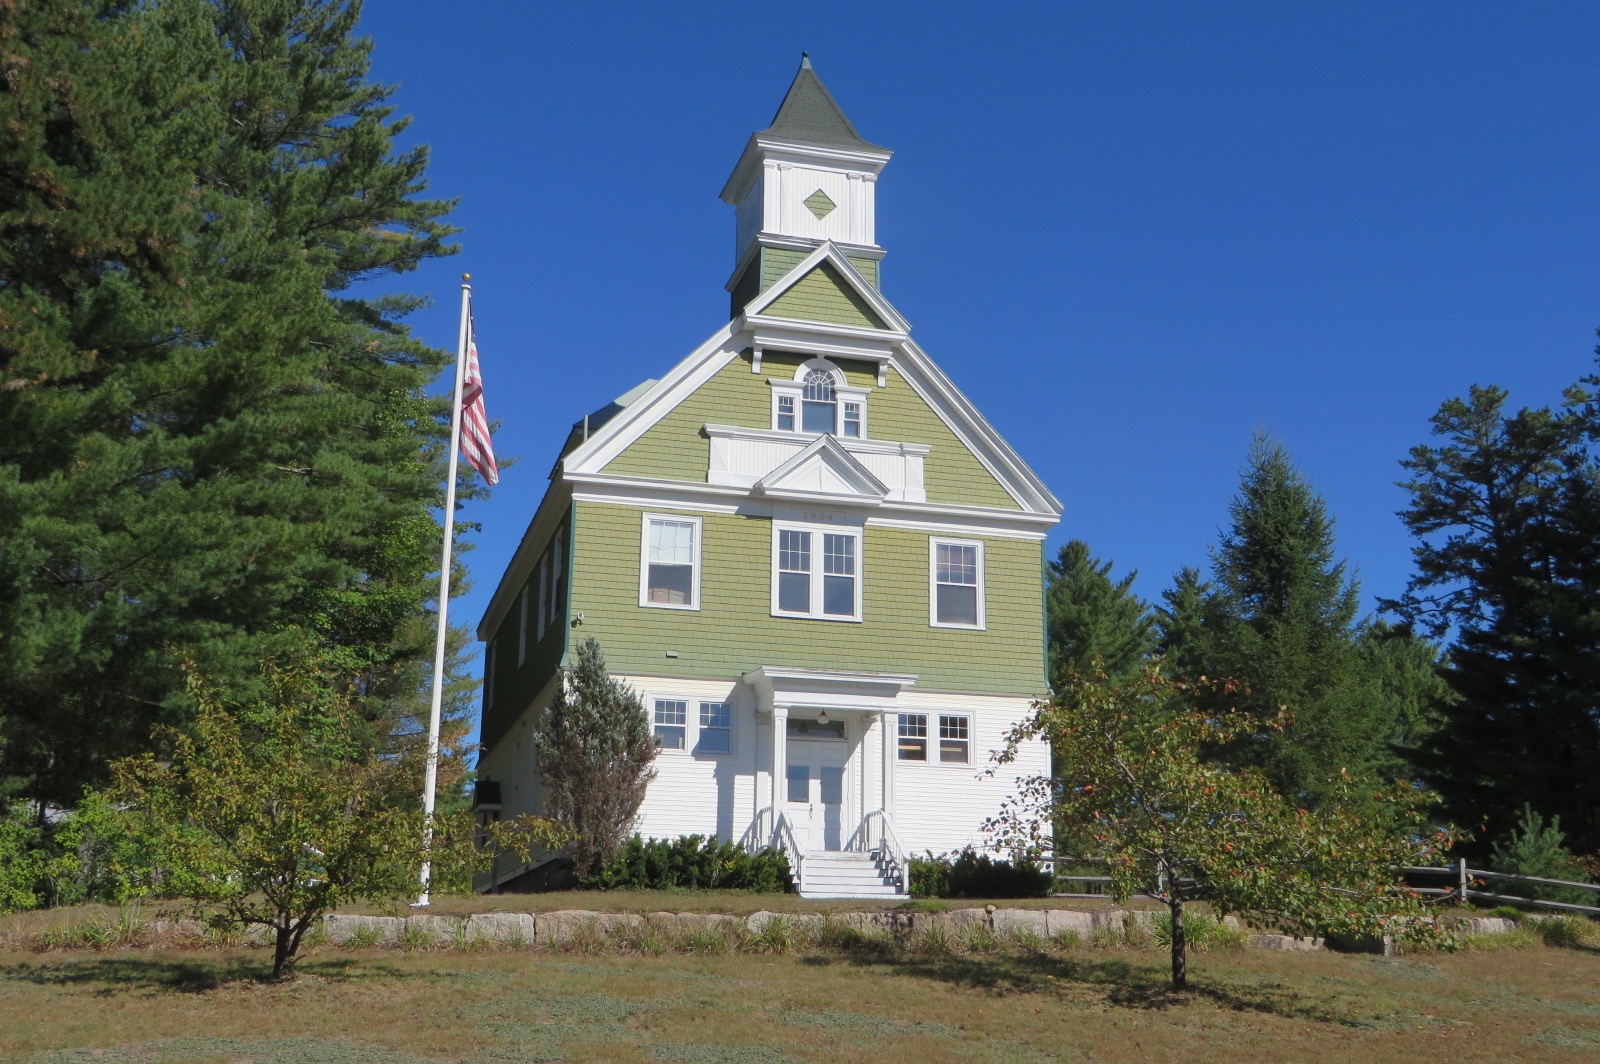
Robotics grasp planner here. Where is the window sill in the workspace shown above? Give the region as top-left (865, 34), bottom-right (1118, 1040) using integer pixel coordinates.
top-left (770, 611), bottom-right (863, 623)
top-left (640, 601), bottom-right (700, 612)
top-left (930, 621), bottom-right (986, 631)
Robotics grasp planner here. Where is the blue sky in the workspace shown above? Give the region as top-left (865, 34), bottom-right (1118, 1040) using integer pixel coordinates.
top-left (355, 2), bottom-right (1599, 720)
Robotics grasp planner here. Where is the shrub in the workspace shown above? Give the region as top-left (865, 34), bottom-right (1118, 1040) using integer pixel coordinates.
top-left (908, 848), bottom-right (1051, 899)
top-left (1152, 911), bottom-right (1247, 953)
top-left (582, 834), bottom-right (791, 892)
top-left (1489, 806), bottom-right (1595, 906)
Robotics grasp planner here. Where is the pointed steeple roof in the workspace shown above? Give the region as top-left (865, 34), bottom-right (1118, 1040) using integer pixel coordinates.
top-left (759, 53), bottom-right (886, 152)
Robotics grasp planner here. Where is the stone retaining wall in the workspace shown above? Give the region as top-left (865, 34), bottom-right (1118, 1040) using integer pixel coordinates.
top-left (14, 909), bottom-right (1524, 955)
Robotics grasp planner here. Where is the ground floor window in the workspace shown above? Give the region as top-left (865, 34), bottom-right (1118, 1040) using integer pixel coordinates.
top-left (898, 712), bottom-right (971, 764)
top-left (653, 699), bottom-right (687, 749)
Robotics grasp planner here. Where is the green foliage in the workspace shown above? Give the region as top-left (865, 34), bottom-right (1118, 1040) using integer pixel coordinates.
top-left (1158, 435), bottom-right (1410, 806)
top-left (110, 657), bottom-right (559, 979)
top-left (1489, 806), bottom-right (1594, 905)
top-left (0, 0), bottom-right (468, 812)
top-left (990, 664), bottom-right (1456, 989)
top-left (583, 835), bottom-right (791, 893)
top-left (1388, 371), bottom-right (1600, 855)
top-left (1046, 539), bottom-right (1155, 687)
top-left (0, 805), bottom-right (48, 913)
top-left (908, 848), bottom-right (1051, 899)
top-left (536, 638), bottom-right (657, 878)
top-left (1152, 911), bottom-right (1247, 953)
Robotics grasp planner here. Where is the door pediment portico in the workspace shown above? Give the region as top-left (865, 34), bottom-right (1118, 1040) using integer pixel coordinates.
top-left (742, 664), bottom-right (916, 714)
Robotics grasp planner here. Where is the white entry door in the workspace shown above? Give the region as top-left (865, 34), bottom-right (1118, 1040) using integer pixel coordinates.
top-left (785, 738), bottom-right (847, 852)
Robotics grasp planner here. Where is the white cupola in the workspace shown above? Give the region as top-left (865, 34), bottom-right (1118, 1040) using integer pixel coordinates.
top-left (721, 55), bottom-right (892, 314)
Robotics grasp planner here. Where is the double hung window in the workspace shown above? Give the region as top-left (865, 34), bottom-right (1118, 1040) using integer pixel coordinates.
top-left (640, 514), bottom-right (701, 610)
top-left (773, 525), bottom-right (860, 620)
top-left (897, 713), bottom-right (972, 765)
top-left (651, 697), bottom-right (734, 755)
top-left (653, 699), bottom-right (687, 750)
top-left (930, 538), bottom-right (985, 628)
top-left (697, 702), bottom-right (732, 754)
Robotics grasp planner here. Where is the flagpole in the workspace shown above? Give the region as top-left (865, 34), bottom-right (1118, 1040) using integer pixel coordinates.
top-left (416, 273), bottom-right (473, 907)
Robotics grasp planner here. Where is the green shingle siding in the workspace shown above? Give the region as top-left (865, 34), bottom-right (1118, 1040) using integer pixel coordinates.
top-left (481, 510), bottom-right (571, 749)
top-left (872, 365), bottom-right (1020, 510)
top-left (761, 248), bottom-right (809, 291)
top-left (729, 261), bottom-right (760, 317)
top-left (845, 255), bottom-right (880, 289)
top-left (570, 501), bottom-right (1046, 697)
top-left (600, 355), bottom-right (1020, 510)
top-left (764, 263), bottom-right (887, 329)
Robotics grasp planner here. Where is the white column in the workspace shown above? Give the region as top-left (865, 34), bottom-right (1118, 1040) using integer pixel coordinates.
top-left (846, 172), bottom-right (864, 244)
top-left (762, 160), bottom-right (781, 235)
top-left (861, 173), bottom-right (878, 247)
top-left (880, 709), bottom-right (895, 814)
top-left (771, 705), bottom-right (789, 820)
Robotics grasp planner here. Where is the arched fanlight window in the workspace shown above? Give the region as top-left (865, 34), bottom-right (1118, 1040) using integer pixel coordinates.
top-left (801, 369), bottom-right (837, 433)
top-left (774, 358), bottom-right (866, 437)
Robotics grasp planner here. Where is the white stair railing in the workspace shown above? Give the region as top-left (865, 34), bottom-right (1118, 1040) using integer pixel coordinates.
top-left (846, 809), bottom-right (909, 895)
top-left (770, 811), bottom-right (804, 890)
top-left (739, 807), bottom-right (774, 853)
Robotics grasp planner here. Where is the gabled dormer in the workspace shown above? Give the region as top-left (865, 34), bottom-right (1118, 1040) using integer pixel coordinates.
top-left (722, 55), bottom-right (891, 316)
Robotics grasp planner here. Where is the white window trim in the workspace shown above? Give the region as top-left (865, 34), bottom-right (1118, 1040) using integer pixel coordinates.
top-left (537, 551), bottom-right (550, 641)
top-left (897, 711), bottom-right (974, 766)
top-left (768, 358), bottom-right (870, 438)
top-left (652, 697), bottom-right (688, 752)
top-left (638, 512), bottom-right (703, 611)
top-left (770, 521), bottom-right (863, 622)
top-left (517, 585), bottom-right (529, 667)
top-left (548, 529), bottom-right (565, 629)
top-left (695, 700), bottom-right (735, 757)
top-left (646, 694), bottom-right (736, 757)
top-left (937, 712), bottom-right (973, 766)
top-left (929, 537), bottom-right (986, 630)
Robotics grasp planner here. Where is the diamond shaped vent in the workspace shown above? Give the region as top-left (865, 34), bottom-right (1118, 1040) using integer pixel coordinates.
top-left (803, 188), bottom-right (836, 220)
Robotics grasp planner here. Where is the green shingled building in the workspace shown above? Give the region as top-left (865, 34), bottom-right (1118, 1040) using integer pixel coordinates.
top-left (474, 57), bottom-right (1061, 898)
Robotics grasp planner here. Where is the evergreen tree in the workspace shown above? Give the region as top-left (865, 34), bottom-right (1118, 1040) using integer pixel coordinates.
top-left (1166, 436), bottom-right (1395, 805)
top-left (1044, 539), bottom-right (1154, 687)
top-left (536, 638), bottom-right (657, 878)
top-left (0, 0), bottom-right (462, 808)
top-left (1388, 378), bottom-right (1600, 854)
top-left (1154, 565), bottom-right (1216, 680)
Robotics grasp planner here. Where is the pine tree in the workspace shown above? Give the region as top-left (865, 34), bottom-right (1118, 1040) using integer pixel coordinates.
top-left (1045, 539), bottom-right (1155, 687)
top-left (0, 0), bottom-right (462, 807)
top-left (536, 638), bottom-right (658, 878)
top-left (1388, 378), bottom-right (1600, 854)
top-left (1169, 436), bottom-right (1394, 805)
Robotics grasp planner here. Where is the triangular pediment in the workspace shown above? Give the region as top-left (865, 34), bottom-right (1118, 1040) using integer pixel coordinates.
top-left (753, 435), bottom-right (887, 504)
top-left (743, 242), bottom-right (908, 334)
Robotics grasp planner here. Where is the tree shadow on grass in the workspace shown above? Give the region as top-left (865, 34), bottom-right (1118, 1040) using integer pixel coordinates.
top-left (0, 956), bottom-right (415, 994)
top-left (800, 950), bottom-right (1355, 1023)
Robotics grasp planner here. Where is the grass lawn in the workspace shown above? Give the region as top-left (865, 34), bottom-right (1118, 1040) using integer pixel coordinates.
top-left (4, 939), bottom-right (1600, 1062)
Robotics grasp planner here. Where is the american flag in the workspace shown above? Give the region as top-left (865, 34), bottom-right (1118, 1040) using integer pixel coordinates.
top-left (460, 313), bottom-right (498, 486)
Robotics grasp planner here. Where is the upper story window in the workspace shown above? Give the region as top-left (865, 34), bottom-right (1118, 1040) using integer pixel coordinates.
top-left (771, 358), bottom-right (868, 438)
top-left (640, 513), bottom-right (701, 610)
top-left (772, 523), bottom-right (860, 621)
top-left (930, 538), bottom-right (985, 629)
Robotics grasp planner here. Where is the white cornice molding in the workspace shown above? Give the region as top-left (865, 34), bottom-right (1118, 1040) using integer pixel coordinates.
top-left (704, 423), bottom-right (931, 458)
top-left (563, 472), bottom-right (1054, 538)
top-left (742, 664), bottom-right (916, 715)
top-left (721, 136), bottom-right (892, 205)
top-left (722, 234), bottom-right (886, 294)
top-left (561, 324), bottom-right (740, 476)
top-left (889, 340), bottom-right (1063, 517)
